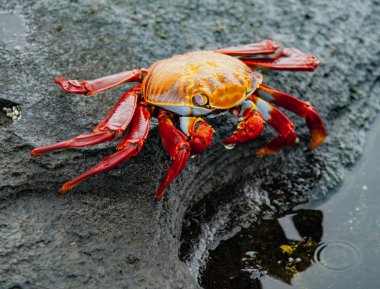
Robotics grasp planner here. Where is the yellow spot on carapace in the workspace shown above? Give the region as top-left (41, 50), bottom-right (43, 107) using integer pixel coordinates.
top-left (209, 84), bottom-right (246, 109)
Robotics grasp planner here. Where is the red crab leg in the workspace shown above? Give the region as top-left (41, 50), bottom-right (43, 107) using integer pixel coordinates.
top-left (31, 86), bottom-right (141, 156)
top-left (250, 95), bottom-right (297, 156)
top-left (156, 110), bottom-right (191, 200)
top-left (257, 84), bottom-right (326, 149)
top-left (31, 131), bottom-right (115, 156)
top-left (240, 48), bottom-right (320, 71)
top-left (55, 69), bottom-right (145, 96)
top-left (214, 40), bottom-right (280, 56)
top-left (179, 117), bottom-right (214, 155)
top-left (223, 101), bottom-right (265, 146)
top-left (59, 104), bottom-right (151, 193)
top-left (94, 85), bottom-right (140, 133)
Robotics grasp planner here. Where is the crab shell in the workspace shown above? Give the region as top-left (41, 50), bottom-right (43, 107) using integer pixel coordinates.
top-left (142, 51), bottom-right (263, 116)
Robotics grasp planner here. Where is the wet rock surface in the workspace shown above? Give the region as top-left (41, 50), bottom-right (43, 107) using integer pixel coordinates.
top-left (0, 0), bottom-right (379, 288)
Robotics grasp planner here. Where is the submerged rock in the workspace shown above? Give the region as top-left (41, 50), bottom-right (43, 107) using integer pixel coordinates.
top-left (0, 0), bottom-right (379, 288)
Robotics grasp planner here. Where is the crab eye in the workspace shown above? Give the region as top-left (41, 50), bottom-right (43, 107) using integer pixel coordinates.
top-left (193, 93), bottom-right (208, 106)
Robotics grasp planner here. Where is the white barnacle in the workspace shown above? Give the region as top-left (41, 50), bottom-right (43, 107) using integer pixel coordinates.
top-left (3, 105), bottom-right (22, 121)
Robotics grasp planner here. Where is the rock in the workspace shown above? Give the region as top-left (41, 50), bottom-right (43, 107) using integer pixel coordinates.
top-left (0, 0), bottom-right (379, 288)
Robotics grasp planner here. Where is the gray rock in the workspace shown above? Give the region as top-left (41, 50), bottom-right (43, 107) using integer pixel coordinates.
top-left (0, 0), bottom-right (379, 288)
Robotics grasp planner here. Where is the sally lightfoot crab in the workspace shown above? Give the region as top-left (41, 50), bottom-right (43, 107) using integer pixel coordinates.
top-left (31, 40), bottom-right (326, 200)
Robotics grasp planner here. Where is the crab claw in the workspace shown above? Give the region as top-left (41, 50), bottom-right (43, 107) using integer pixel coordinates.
top-left (179, 117), bottom-right (214, 156)
top-left (188, 121), bottom-right (214, 155)
top-left (223, 111), bottom-right (265, 147)
top-left (214, 40), bottom-right (280, 56)
top-left (55, 77), bottom-right (90, 94)
top-left (241, 48), bottom-right (320, 71)
top-left (223, 111), bottom-right (265, 146)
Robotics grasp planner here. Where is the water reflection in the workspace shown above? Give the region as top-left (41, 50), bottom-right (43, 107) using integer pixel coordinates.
top-left (200, 115), bottom-right (380, 289)
top-left (201, 210), bottom-right (323, 289)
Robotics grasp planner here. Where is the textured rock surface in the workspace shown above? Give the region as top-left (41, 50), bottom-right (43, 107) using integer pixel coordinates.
top-left (0, 0), bottom-right (379, 288)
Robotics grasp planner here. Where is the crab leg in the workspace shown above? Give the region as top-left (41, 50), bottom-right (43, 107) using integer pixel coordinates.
top-left (94, 85), bottom-right (140, 134)
top-left (154, 116), bottom-right (214, 199)
top-left (214, 40), bottom-right (280, 56)
top-left (59, 104), bottom-right (151, 193)
top-left (240, 48), bottom-right (320, 71)
top-left (55, 69), bottom-right (145, 96)
top-left (31, 85), bottom-right (140, 156)
top-left (223, 100), bottom-right (265, 146)
top-left (250, 95), bottom-right (297, 156)
top-left (257, 84), bottom-right (326, 149)
top-left (31, 131), bottom-right (116, 156)
top-left (179, 117), bottom-right (214, 155)
top-left (156, 110), bottom-right (191, 200)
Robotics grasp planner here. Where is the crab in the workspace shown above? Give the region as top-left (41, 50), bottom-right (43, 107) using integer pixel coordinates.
top-left (31, 40), bottom-right (326, 200)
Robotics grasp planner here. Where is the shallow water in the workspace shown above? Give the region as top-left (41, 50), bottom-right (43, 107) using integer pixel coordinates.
top-left (200, 115), bottom-right (380, 289)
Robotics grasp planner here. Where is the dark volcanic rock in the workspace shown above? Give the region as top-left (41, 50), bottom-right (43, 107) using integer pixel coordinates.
top-left (0, 0), bottom-right (379, 288)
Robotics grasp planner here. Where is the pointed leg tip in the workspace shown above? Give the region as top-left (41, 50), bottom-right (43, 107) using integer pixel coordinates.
top-left (308, 135), bottom-right (326, 150)
top-left (55, 76), bottom-right (71, 91)
top-left (307, 60), bottom-right (320, 72)
top-left (54, 76), bottom-right (68, 87)
top-left (155, 190), bottom-right (164, 201)
top-left (256, 148), bottom-right (275, 157)
top-left (59, 183), bottom-right (75, 194)
top-left (271, 41), bottom-right (280, 50)
top-left (308, 127), bottom-right (327, 150)
top-left (313, 60), bottom-right (321, 69)
top-left (54, 76), bottom-right (64, 82)
top-left (156, 181), bottom-right (172, 201)
top-left (59, 187), bottom-right (68, 194)
top-left (31, 149), bottom-right (41, 156)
